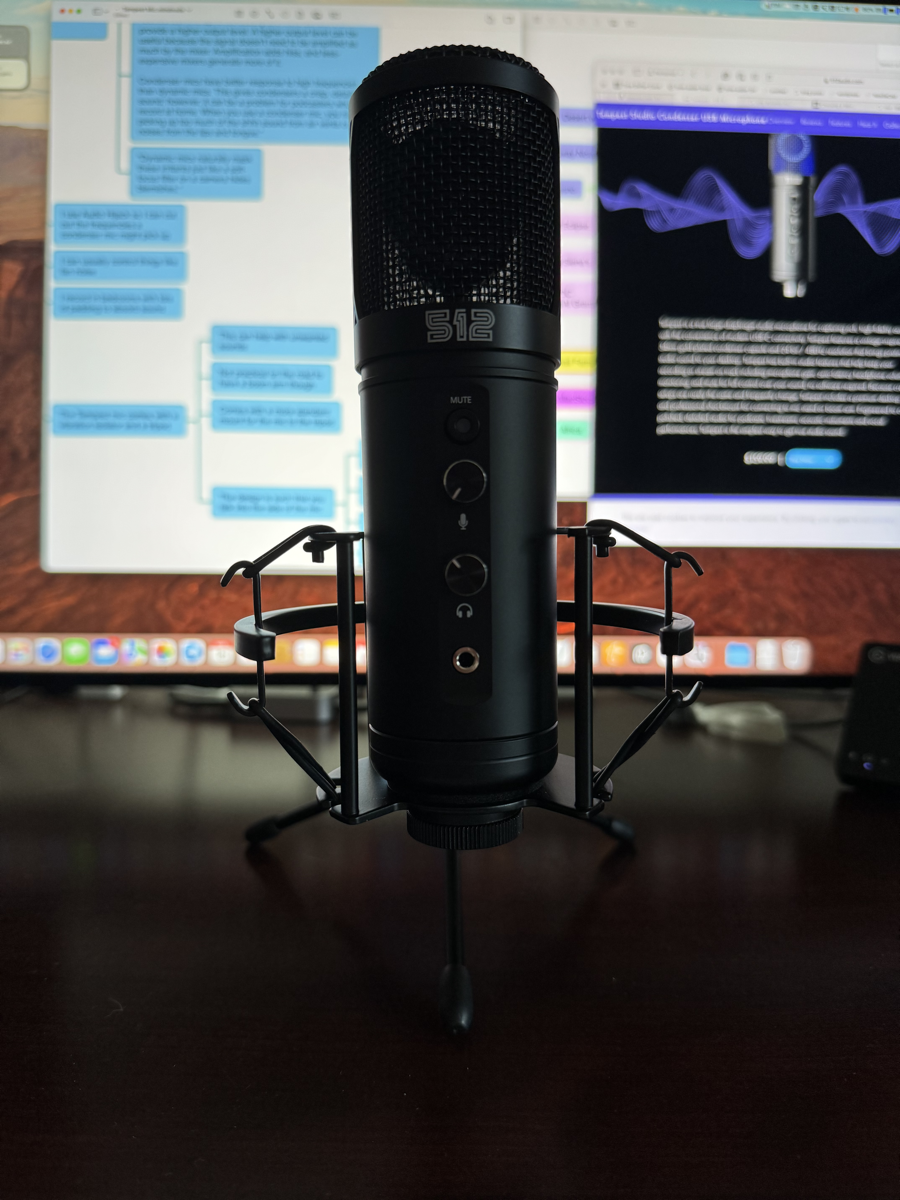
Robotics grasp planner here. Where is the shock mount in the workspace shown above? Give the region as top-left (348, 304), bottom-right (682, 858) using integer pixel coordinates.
top-left (222, 520), bottom-right (703, 1033)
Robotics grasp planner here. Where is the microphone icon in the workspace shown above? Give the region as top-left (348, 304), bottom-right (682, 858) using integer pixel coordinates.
top-left (458, 513), bottom-right (468, 530)
top-left (770, 132), bottom-right (816, 298)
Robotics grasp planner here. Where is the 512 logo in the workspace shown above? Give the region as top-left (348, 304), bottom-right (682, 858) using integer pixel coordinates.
top-left (425, 308), bottom-right (495, 343)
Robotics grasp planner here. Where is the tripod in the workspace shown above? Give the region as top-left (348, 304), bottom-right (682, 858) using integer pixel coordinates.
top-left (225, 520), bottom-right (702, 1032)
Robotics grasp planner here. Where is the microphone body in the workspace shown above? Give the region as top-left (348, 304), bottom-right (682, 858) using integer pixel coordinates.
top-left (769, 132), bottom-right (816, 299)
top-left (349, 47), bottom-right (561, 838)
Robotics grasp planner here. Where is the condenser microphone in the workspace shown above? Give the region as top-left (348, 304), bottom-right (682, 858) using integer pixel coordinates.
top-left (769, 132), bottom-right (816, 299)
top-left (349, 46), bottom-right (561, 850)
top-left (223, 41), bottom-right (703, 1035)
top-left (223, 40), bottom-right (702, 1035)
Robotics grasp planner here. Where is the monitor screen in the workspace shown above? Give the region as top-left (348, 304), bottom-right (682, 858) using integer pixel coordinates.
top-left (1, 0), bottom-right (898, 680)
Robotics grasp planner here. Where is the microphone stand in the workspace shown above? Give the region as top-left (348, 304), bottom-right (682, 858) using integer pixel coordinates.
top-left (440, 849), bottom-right (473, 1033)
top-left (223, 519), bottom-right (703, 1033)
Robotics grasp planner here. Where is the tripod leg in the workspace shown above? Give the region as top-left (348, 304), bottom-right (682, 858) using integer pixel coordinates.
top-left (589, 812), bottom-right (636, 844)
top-left (439, 849), bottom-right (473, 1034)
top-left (244, 796), bottom-right (332, 846)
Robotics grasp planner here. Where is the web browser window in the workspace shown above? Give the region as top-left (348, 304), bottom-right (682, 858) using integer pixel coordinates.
top-left (580, 12), bottom-right (900, 546)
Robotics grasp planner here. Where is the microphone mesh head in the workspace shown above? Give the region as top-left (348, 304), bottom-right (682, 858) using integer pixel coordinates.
top-left (351, 46), bottom-right (559, 319)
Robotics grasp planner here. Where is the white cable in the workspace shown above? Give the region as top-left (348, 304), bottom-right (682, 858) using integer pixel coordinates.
top-left (691, 701), bottom-right (788, 745)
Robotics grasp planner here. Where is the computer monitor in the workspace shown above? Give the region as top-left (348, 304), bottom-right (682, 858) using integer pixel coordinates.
top-left (1, 0), bottom-right (898, 683)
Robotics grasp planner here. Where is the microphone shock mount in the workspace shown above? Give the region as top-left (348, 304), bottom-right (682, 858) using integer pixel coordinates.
top-left (221, 519), bottom-right (703, 1034)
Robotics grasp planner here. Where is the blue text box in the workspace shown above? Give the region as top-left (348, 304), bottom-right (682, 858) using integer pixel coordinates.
top-left (53, 251), bottom-right (187, 283)
top-left (53, 288), bottom-right (183, 319)
top-left (52, 22), bottom-right (107, 39)
top-left (131, 24), bottom-right (379, 145)
top-left (211, 362), bottom-right (331, 395)
top-left (561, 179), bottom-right (584, 198)
top-left (131, 148), bottom-right (262, 199)
top-left (54, 204), bottom-right (185, 246)
top-left (52, 404), bottom-right (186, 436)
top-left (212, 400), bottom-right (340, 433)
top-left (212, 486), bottom-right (334, 519)
top-left (212, 325), bottom-right (337, 358)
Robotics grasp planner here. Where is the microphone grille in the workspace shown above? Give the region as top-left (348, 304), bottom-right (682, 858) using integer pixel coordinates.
top-left (361, 43), bottom-right (546, 78)
top-left (351, 47), bottom-right (559, 320)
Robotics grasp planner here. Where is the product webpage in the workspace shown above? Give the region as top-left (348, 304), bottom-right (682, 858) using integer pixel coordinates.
top-left (587, 15), bottom-right (900, 546)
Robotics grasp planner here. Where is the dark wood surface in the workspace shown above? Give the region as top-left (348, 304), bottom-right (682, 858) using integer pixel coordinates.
top-left (0, 686), bottom-right (896, 1199)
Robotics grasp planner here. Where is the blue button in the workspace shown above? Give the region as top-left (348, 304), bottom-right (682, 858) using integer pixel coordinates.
top-left (724, 642), bottom-right (753, 668)
top-left (784, 448), bottom-right (842, 470)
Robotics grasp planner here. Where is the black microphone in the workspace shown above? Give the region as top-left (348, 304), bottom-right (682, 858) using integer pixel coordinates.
top-left (349, 45), bottom-right (561, 850)
top-left (224, 44), bottom-right (701, 1034)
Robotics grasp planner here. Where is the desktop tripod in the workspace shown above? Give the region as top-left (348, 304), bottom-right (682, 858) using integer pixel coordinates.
top-left (222, 520), bottom-right (702, 1032)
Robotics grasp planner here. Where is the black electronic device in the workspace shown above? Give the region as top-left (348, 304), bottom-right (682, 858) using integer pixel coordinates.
top-left (837, 644), bottom-right (900, 788)
top-left (220, 46), bottom-right (703, 1033)
top-left (352, 45), bottom-right (561, 806)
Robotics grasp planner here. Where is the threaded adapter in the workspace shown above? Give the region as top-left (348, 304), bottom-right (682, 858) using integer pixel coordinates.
top-left (406, 808), bottom-right (523, 850)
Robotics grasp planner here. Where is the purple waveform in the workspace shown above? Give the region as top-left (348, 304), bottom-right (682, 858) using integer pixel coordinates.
top-left (599, 168), bottom-right (772, 258)
top-left (814, 165), bottom-right (900, 255)
top-left (599, 165), bottom-right (900, 256)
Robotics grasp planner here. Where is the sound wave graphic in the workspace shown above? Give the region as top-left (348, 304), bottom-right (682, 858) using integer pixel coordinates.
top-left (599, 165), bottom-right (900, 257)
top-left (600, 169), bottom-right (771, 259)
top-left (815, 165), bottom-right (900, 255)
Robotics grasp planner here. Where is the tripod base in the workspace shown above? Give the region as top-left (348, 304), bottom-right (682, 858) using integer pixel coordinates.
top-left (243, 755), bottom-right (634, 1034)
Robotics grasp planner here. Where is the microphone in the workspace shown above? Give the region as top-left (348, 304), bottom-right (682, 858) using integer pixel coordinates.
top-left (769, 133), bottom-right (816, 299)
top-left (223, 45), bottom-right (703, 1034)
top-left (349, 45), bottom-right (562, 850)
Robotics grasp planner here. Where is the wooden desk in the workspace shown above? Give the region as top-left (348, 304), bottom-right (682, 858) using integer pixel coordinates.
top-left (0, 688), bottom-right (895, 1199)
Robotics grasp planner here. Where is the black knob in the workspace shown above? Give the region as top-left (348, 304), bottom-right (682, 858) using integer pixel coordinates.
top-left (445, 554), bottom-right (488, 596)
top-left (443, 460), bottom-right (487, 504)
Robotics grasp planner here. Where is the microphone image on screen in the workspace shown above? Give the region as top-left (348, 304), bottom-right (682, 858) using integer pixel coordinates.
top-left (599, 133), bottom-right (900, 300)
top-left (220, 45), bottom-right (703, 1034)
top-left (769, 133), bottom-right (816, 298)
